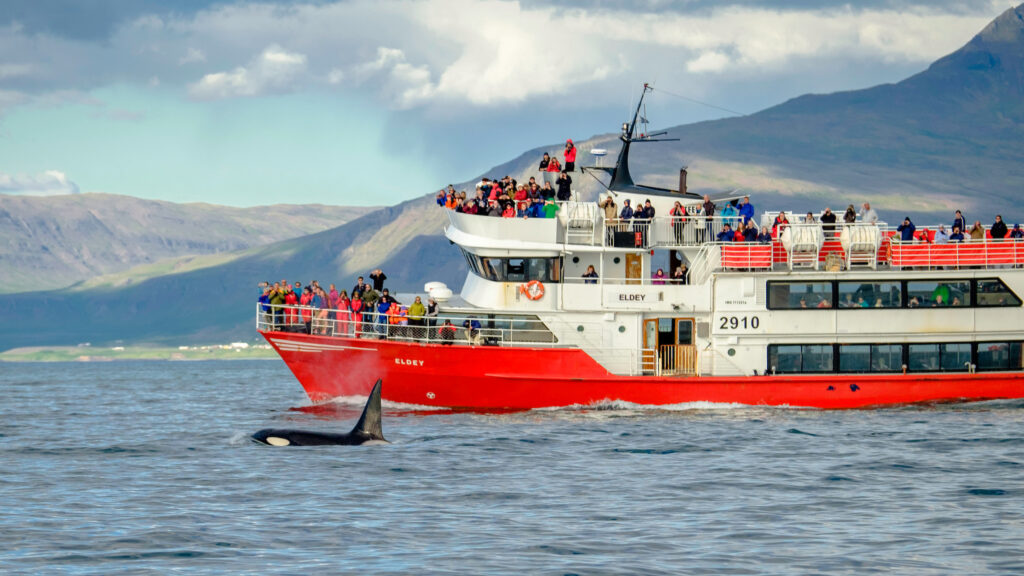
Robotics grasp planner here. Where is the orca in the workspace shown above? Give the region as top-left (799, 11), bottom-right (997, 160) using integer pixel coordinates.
top-left (252, 379), bottom-right (388, 446)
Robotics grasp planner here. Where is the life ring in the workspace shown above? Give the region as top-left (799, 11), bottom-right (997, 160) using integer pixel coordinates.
top-left (519, 280), bottom-right (545, 301)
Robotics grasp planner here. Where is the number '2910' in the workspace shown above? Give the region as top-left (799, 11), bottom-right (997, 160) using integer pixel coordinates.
top-left (719, 316), bottom-right (760, 330)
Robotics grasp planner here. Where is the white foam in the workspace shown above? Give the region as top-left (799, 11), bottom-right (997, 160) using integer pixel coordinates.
top-left (532, 399), bottom-right (804, 412)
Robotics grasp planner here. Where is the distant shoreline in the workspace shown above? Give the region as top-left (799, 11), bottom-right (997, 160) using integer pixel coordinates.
top-left (0, 346), bottom-right (279, 363)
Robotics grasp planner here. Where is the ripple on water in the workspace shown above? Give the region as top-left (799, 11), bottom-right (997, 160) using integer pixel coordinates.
top-left (1, 361), bottom-right (1023, 574)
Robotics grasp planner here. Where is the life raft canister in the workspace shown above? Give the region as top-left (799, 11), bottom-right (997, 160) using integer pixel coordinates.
top-left (519, 280), bottom-right (545, 300)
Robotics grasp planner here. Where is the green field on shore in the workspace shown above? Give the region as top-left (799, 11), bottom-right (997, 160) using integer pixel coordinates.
top-left (0, 346), bottom-right (279, 362)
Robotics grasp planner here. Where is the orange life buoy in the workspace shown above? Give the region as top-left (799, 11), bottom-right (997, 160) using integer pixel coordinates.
top-left (519, 280), bottom-right (545, 300)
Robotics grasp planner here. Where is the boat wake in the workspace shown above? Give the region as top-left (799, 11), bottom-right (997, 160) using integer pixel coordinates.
top-left (532, 399), bottom-right (801, 412)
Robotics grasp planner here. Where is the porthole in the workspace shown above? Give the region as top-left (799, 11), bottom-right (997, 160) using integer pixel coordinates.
top-left (728, 348), bottom-right (736, 357)
top-left (577, 325), bottom-right (585, 332)
top-left (572, 256), bottom-right (580, 264)
top-left (618, 326), bottom-right (626, 333)
top-left (613, 257), bottom-right (621, 264)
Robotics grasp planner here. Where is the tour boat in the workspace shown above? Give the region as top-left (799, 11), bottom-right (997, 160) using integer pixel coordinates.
top-left (259, 85), bottom-right (1024, 409)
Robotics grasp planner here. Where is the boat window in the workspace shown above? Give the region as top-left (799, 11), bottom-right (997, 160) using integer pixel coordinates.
top-left (768, 344), bottom-right (834, 373)
top-left (506, 259), bottom-right (526, 282)
top-left (837, 282), bottom-right (901, 309)
top-left (871, 344), bottom-right (903, 372)
top-left (939, 343), bottom-right (971, 372)
top-left (976, 279), bottom-right (1022, 307)
top-left (908, 344), bottom-right (939, 371)
top-left (839, 345), bottom-right (870, 372)
top-left (767, 282), bottom-right (834, 309)
top-left (977, 342), bottom-right (1023, 371)
top-left (463, 256), bottom-right (562, 283)
top-left (906, 280), bottom-right (969, 308)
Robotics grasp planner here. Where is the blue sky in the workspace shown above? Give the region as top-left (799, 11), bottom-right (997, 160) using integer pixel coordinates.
top-left (0, 0), bottom-right (1012, 206)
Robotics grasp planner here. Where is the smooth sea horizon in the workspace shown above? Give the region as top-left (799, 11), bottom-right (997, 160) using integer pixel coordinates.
top-left (2, 359), bottom-right (1023, 575)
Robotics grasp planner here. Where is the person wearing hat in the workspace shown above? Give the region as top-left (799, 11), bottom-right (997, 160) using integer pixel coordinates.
top-left (897, 216), bottom-right (916, 242)
top-left (1011, 223), bottom-right (1023, 239)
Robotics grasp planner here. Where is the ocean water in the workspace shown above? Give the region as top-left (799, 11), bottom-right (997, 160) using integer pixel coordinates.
top-left (1, 360), bottom-right (1023, 575)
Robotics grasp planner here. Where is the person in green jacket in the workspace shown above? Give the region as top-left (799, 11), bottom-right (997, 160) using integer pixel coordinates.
top-left (542, 199), bottom-right (560, 219)
top-left (407, 296), bottom-right (427, 340)
top-left (268, 282), bottom-right (287, 330)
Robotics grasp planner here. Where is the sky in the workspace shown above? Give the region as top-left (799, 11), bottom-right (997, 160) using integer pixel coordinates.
top-left (0, 0), bottom-right (1015, 207)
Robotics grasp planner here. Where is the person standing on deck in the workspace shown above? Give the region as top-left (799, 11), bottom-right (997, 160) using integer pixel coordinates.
top-left (701, 195), bottom-right (716, 243)
top-left (991, 215), bottom-right (1008, 240)
top-left (738, 196), bottom-right (755, 226)
top-left (563, 140), bottom-right (577, 173)
top-left (369, 269), bottom-right (387, 292)
top-left (860, 202), bottom-right (878, 225)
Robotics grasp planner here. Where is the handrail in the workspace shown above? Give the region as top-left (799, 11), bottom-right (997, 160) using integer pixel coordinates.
top-left (255, 304), bottom-right (561, 346)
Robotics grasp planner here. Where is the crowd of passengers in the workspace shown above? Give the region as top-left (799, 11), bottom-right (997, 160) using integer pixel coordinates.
top-left (439, 152), bottom-right (1024, 245)
top-left (257, 269), bottom-right (478, 343)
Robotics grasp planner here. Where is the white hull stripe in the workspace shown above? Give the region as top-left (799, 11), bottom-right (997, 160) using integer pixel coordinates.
top-left (270, 338), bottom-right (376, 353)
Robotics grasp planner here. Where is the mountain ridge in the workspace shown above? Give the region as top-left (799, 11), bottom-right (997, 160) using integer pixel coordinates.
top-left (2, 5), bottom-right (1023, 349)
top-left (0, 192), bottom-right (378, 293)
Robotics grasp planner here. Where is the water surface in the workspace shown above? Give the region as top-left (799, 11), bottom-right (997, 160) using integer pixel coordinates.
top-left (2, 361), bottom-right (1022, 574)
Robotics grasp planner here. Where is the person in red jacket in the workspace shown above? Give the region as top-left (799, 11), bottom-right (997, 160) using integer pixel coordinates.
top-left (284, 285), bottom-right (299, 327)
top-left (563, 139), bottom-right (577, 172)
top-left (299, 286), bottom-right (314, 334)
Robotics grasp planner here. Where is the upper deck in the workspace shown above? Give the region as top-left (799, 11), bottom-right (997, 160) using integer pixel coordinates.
top-left (445, 207), bottom-right (1024, 284)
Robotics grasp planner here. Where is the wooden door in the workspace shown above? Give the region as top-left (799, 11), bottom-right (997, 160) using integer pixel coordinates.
top-left (625, 253), bottom-right (643, 285)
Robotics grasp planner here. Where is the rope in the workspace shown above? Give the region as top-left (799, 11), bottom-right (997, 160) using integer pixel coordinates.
top-left (650, 87), bottom-right (747, 117)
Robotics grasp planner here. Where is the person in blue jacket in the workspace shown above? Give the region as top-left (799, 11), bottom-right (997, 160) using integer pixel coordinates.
top-left (619, 199), bottom-right (633, 221)
top-left (738, 196), bottom-right (755, 226)
top-left (897, 217), bottom-right (916, 241)
top-left (716, 224), bottom-right (735, 242)
top-left (376, 289), bottom-right (394, 336)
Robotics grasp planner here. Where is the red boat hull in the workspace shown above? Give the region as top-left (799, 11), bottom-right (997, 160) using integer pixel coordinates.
top-left (262, 330), bottom-right (1024, 409)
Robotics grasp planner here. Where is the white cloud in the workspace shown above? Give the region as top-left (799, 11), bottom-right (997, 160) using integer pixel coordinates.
top-left (326, 68), bottom-right (345, 85)
top-left (188, 44), bottom-right (308, 100)
top-left (178, 47), bottom-right (206, 65)
top-left (0, 0), bottom-right (1007, 112)
top-left (686, 51), bottom-right (731, 74)
top-left (0, 63), bottom-right (33, 80)
top-left (0, 170), bottom-right (81, 196)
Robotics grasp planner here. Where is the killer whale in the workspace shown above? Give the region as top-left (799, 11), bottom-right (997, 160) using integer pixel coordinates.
top-left (252, 379), bottom-right (388, 446)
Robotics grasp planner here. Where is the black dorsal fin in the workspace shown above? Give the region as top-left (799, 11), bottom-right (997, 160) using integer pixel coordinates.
top-left (350, 379), bottom-right (385, 440)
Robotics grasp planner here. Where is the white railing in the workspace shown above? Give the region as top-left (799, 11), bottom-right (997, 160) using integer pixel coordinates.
top-left (688, 243), bottom-right (721, 287)
top-left (256, 304), bottom-right (559, 346)
top-left (889, 238), bottom-right (1024, 270)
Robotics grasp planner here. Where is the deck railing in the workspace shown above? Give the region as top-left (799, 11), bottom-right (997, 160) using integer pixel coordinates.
top-left (256, 304), bottom-right (560, 346)
top-left (889, 239), bottom-right (1024, 270)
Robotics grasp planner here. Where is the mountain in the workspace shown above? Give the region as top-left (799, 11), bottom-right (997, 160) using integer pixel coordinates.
top-left (1, 5), bottom-right (1023, 350)
top-left (0, 194), bottom-right (461, 348)
top-left (0, 193), bottom-right (378, 293)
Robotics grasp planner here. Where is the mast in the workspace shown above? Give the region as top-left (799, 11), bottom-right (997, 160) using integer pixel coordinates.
top-left (607, 83), bottom-right (651, 192)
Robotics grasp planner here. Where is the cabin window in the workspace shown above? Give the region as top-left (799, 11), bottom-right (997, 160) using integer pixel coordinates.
top-left (839, 345), bottom-right (870, 372)
top-left (977, 342), bottom-right (1023, 371)
top-left (908, 343), bottom-right (971, 372)
top-left (906, 281), bottom-right (969, 308)
top-left (837, 282), bottom-right (901, 309)
top-left (768, 344), bottom-right (834, 373)
top-left (838, 344), bottom-right (903, 372)
top-left (908, 344), bottom-right (939, 371)
top-left (506, 259), bottom-right (526, 282)
top-left (871, 344), bottom-right (903, 372)
top-left (939, 343), bottom-right (972, 371)
top-left (462, 254), bottom-right (563, 283)
top-left (976, 279), bottom-right (1022, 307)
top-left (767, 282), bottom-right (833, 309)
